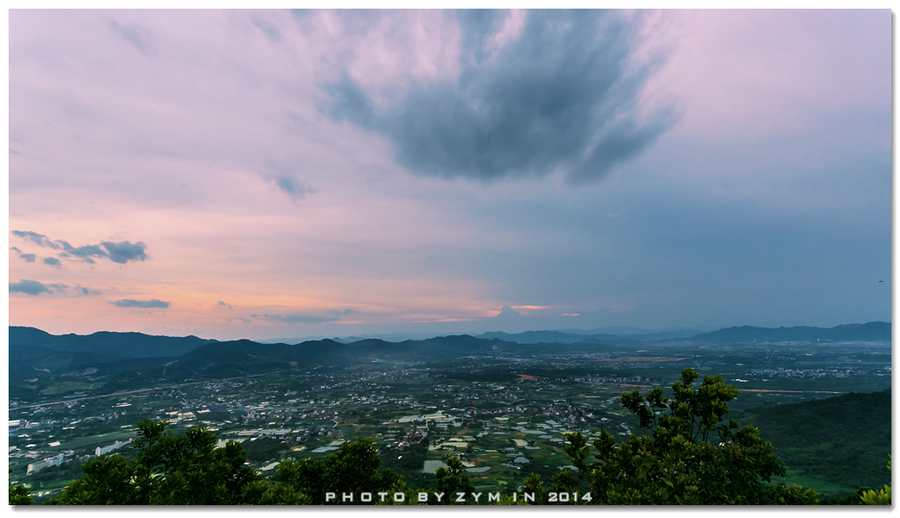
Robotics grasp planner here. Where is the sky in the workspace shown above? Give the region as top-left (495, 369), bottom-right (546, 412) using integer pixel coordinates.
top-left (7, 9), bottom-right (892, 341)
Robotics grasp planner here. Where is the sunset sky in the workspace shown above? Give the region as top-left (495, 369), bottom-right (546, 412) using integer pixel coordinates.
top-left (7, 9), bottom-right (892, 341)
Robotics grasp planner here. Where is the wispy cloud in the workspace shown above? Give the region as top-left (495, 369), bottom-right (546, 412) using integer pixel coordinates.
top-left (260, 313), bottom-right (340, 324)
top-left (270, 175), bottom-right (316, 201)
top-left (11, 231), bottom-right (60, 249)
top-left (112, 298), bottom-right (170, 309)
top-left (263, 159), bottom-right (317, 202)
top-left (254, 309), bottom-right (356, 324)
top-left (251, 15), bottom-right (282, 42)
top-left (108, 19), bottom-right (156, 57)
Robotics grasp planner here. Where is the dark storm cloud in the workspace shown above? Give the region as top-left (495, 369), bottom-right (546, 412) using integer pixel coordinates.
top-left (112, 299), bottom-right (170, 309)
top-left (326, 11), bottom-right (676, 184)
top-left (101, 241), bottom-right (147, 264)
top-left (108, 20), bottom-right (156, 57)
top-left (455, 9), bottom-right (505, 64)
top-left (10, 247), bottom-right (36, 263)
top-left (10, 279), bottom-right (67, 295)
top-left (326, 78), bottom-right (376, 128)
top-left (43, 257), bottom-right (61, 267)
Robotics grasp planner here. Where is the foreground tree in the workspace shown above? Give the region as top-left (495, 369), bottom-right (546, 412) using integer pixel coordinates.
top-left (8, 467), bottom-right (33, 505)
top-left (264, 436), bottom-right (401, 505)
top-left (563, 368), bottom-right (819, 505)
top-left (860, 456), bottom-right (891, 505)
top-left (49, 419), bottom-right (262, 504)
top-left (48, 419), bottom-right (402, 505)
top-left (433, 455), bottom-right (475, 503)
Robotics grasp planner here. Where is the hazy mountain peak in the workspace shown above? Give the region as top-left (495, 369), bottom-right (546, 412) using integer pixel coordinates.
top-left (497, 305), bottom-right (523, 318)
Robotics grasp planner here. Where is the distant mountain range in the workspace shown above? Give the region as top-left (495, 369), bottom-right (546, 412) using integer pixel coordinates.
top-left (9, 326), bottom-right (212, 360)
top-left (477, 329), bottom-right (703, 344)
top-left (689, 321), bottom-right (891, 344)
top-left (9, 322), bottom-right (890, 386)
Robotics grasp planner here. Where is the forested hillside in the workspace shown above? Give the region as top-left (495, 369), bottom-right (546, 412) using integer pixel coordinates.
top-left (737, 390), bottom-right (891, 497)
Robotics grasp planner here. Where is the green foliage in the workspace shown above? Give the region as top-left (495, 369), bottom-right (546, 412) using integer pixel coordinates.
top-left (8, 466), bottom-right (33, 505)
top-left (9, 483), bottom-right (33, 506)
top-left (737, 390), bottom-right (891, 495)
top-left (860, 456), bottom-right (890, 505)
top-left (372, 476), bottom-right (432, 505)
top-left (859, 487), bottom-right (891, 505)
top-left (563, 369), bottom-right (819, 505)
top-left (515, 468), bottom-right (589, 505)
top-left (241, 437), bottom-right (286, 463)
top-left (48, 420), bottom-right (400, 505)
top-left (550, 468), bottom-right (582, 494)
top-left (519, 457), bottom-right (562, 483)
top-left (271, 436), bottom-right (400, 504)
top-left (379, 438), bottom-right (437, 490)
top-left (521, 473), bottom-right (547, 504)
top-left (46, 454), bottom-right (139, 504)
top-left (380, 437), bottom-right (429, 472)
top-left (490, 493), bottom-right (529, 505)
top-left (324, 437), bottom-right (401, 499)
top-left (431, 455), bottom-right (475, 504)
top-left (48, 419), bottom-right (262, 505)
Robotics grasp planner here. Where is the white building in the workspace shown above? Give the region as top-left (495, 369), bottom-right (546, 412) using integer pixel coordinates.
top-left (26, 452), bottom-right (71, 476)
top-left (95, 439), bottom-right (131, 457)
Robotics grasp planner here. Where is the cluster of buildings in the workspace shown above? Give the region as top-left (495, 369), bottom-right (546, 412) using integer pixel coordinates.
top-left (20, 437), bottom-right (134, 477)
top-left (384, 427), bottom-right (428, 451)
top-left (741, 368), bottom-right (870, 380)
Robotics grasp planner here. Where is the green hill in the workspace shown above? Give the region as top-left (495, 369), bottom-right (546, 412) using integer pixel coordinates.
top-left (736, 390), bottom-right (891, 498)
